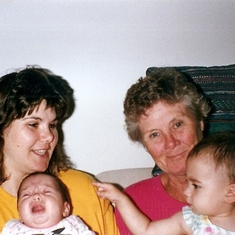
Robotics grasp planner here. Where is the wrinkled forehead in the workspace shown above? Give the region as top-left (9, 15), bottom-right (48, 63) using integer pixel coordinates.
top-left (19, 174), bottom-right (58, 192)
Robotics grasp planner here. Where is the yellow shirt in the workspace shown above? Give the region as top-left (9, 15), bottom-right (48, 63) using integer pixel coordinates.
top-left (0, 169), bottom-right (120, 235)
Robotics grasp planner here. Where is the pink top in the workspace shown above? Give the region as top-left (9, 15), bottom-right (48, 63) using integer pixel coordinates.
top-left (115, 175), bottom-right (187, 235)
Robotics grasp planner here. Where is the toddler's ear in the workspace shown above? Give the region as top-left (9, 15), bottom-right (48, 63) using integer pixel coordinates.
top-left (225, 184), bottom-right (235, 204)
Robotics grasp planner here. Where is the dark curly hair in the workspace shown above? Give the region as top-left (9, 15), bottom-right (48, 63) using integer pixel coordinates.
top-left (0, 66), bottom-right (75, 184)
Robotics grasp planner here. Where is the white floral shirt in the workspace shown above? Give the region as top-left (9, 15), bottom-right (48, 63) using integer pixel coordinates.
top-left (1, 215), bottom-right (95, 235)
top-left (183, 206), bottom-right (235, 235)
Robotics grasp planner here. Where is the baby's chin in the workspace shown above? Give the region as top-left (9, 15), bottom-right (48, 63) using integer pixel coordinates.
top-left (23, 216), bottom-right (56, 229)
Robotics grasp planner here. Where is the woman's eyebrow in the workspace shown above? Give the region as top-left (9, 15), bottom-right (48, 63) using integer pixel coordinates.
top-left (22, 117), bottom-right (42, 120)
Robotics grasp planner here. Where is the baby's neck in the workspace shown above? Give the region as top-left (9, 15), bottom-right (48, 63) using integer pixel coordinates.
top-left (209, 210), bottom-right (235, 232)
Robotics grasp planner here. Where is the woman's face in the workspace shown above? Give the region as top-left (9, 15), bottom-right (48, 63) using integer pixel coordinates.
top-left (3, 100), bottom-right (58, 176)
top-left (138, 101), bottom-right (204, 176)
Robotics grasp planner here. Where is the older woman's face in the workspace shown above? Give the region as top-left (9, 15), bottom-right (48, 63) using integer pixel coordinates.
top-left (3, 100), bottom-right (58, 177)
top-left (138, 101), bottom-right (203, 175)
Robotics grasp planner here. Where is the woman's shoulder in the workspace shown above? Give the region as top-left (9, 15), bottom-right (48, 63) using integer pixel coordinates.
top-left (58, 169), bottom-right (94, 185)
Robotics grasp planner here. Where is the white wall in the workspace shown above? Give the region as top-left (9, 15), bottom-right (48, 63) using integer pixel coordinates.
top-left (0, 0), bottom-right (234, 174)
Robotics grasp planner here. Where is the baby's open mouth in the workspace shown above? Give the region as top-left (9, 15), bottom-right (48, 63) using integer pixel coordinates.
top-left (32, 204), bottom-right (45, 213)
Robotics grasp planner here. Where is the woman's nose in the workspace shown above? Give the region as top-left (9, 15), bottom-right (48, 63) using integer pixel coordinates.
top-left (41, 128), bottom-right (54, 143)
top-left (164, 134), bottom-right (179, 149)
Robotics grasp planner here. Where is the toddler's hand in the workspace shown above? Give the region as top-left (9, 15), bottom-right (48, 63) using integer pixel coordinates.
top-left (92, 181), bottom-right (122, 203)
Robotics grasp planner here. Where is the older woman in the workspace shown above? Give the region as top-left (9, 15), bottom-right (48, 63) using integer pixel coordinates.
top-left (115, 68), bottom-right (211, 234)
top-left (0, 66), bottom-right (119, 235)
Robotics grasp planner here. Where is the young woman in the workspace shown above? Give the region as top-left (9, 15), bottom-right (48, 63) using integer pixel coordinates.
top-left (0, 66), bottom-right (119, 235)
